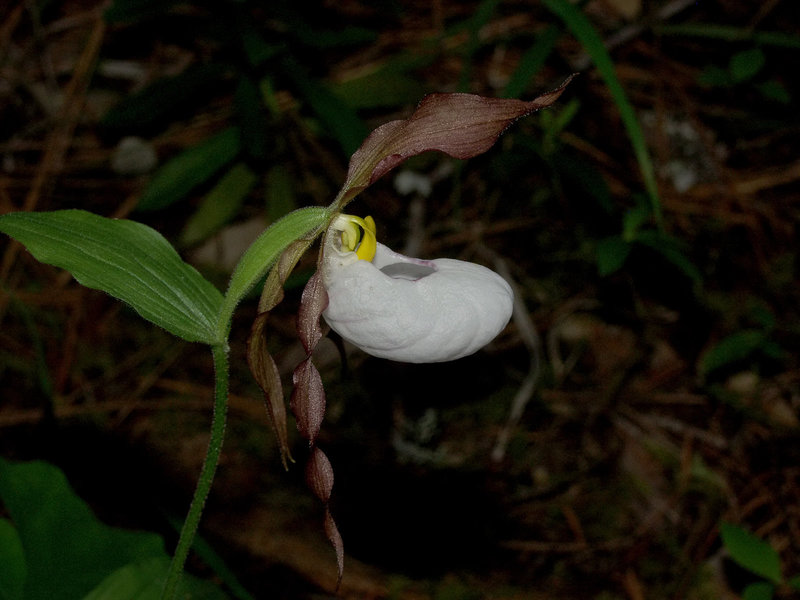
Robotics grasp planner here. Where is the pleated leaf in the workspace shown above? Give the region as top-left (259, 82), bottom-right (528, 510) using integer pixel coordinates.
top-left (0, 210), bottom-right (223, 344)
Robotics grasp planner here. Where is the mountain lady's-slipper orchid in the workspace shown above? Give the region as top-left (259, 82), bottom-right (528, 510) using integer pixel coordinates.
top-left (243, 78), bottom-right (574, 588)
top-left (320, 214), bottom-right (513, 363)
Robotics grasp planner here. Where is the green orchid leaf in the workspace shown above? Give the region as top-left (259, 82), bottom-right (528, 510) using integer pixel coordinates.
top-left (335, 76), bottom-right (575, 209)
top-left (82, 557), bottom-right (227, 600)
top-left (218, 206), bottom-right (331, 338)
top-left (0, 210), bottom-right (223, 344)
top-left (0, 519), bottom-right (26, 600)
top-left (180, 162), bottom-right (258, 247)
top-left (0, 458), bottom-right (166, 600)
top-left (720, 522), bottom-right (783, 584)
top-left (137, 127), bottom-right (241, 211)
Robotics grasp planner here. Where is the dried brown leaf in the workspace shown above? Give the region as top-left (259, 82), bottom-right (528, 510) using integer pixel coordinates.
top-left (258, 239), bottom-right (315, 313)
top-left (246, 313), bottom-right (292, 467)
top-left (246, 239), bottom-right (315, 467)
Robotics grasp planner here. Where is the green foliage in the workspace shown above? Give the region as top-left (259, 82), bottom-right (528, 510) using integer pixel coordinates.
top-left (699, 300), bottom-right (784, 380)
top-left (698, 47), bottom-right (768, 87)
top-left (720, 522), bottom-right (782, 584)
top-left (279, 55), bottom-right (369, 156)
top-left (0, 458), bottom-right (165, 599)
top-left (0, 210), bottom-right (224, 345)
top-left (595, 198), bottom-right (700, 284)
top-left (670, 23), bottom-right (796, 105)
top-left (542, 0), bottom-right (662, 228)
top-left (538, 97), bottom-right (580, 156)
top-left (596, 235), bottom-right (631, 277)
top-left (0, 458), bottom-right (231, 600)
top-left (700, 330), bottom-right (772, 378)
top-left (697, 48), bottom-right (790, 103)
top-left (264, 166), bottom-right (297, 223)
top-left (742, 581), bottom-right (774, 600)
top-left (83, 557), bottom-right (226, 600)
top-left (217, 206), bottom-right (331, 338)
top-left (717, 521), bottom-right (800, 600)
top-left (729, 48), bottom-right (766, 82)
top-left (137, 128), bottom-right (242, 212)
top-left (164, 518), bottom-right (255, 600)
top-left (0, 518), bottom-right (26, 600)
top-left (179, 163), bottom-right (258, 248)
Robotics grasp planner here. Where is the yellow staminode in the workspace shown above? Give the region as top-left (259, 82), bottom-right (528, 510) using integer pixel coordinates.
top-left (339, 214), bottom-right (376, 262)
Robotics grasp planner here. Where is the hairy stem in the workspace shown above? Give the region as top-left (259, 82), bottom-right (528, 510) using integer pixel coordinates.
top-left (162, 342), bottom-right (230, 599)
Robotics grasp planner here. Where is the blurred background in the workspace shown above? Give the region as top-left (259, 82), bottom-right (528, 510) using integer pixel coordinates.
top-left (1, 0), bottom-right (798, 598)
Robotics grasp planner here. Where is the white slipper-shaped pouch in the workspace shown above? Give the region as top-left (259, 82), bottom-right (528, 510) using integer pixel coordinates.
top-left (321, 214), bottom-right (513, 363)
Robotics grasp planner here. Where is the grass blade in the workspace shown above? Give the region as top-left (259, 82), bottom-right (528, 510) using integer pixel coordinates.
top-left (543, 0), bottom-right (662, 228)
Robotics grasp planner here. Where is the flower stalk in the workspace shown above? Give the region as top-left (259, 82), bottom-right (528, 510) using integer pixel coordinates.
top-left (162, 342), bottom-right (230, 598)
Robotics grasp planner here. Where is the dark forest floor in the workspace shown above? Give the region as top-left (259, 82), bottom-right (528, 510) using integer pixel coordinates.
top-left (1, 1), bottom-right (799, 598)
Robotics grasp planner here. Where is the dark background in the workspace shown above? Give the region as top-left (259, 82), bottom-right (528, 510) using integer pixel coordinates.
top-left (1, 1), bottom-right (798, 598)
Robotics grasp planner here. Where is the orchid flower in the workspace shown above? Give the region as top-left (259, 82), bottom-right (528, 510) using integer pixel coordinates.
top-left (244, 77), bottom-right (575, 588)
top-left (321, 213), bottom-right (513, 363)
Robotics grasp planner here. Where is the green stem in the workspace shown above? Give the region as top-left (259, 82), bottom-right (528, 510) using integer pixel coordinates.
top-left (161, 342), bottom-right (230, 599)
